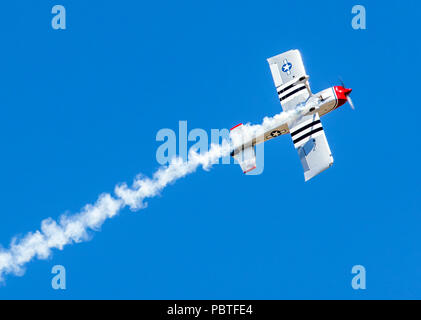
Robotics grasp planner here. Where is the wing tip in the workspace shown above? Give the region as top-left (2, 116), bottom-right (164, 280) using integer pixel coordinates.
top-left (243, 166), bottom-right (257, 174)
top-left (230, 123), bottom-right (243, 131)
top-left (304, 160), bottom-right (334, 182)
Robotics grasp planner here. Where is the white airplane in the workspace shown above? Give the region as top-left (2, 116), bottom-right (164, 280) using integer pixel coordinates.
top-left (230, 49), bottom-right (354, 181)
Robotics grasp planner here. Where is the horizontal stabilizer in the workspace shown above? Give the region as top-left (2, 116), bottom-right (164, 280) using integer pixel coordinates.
top-left (230, 124), bottom-right (257, 175)
top-left (235, 146), bottom-right (257, 174)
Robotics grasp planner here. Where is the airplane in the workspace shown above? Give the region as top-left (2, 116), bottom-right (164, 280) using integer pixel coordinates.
top-left (230, 49), bottom-right (354, 181)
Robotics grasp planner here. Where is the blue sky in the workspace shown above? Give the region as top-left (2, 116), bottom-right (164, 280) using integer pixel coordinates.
top-left (0, 0), bottom-right (420, 299)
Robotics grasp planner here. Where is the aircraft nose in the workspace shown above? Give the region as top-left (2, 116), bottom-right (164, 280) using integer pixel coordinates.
top-left (334, 86), bottom-right (353, 109)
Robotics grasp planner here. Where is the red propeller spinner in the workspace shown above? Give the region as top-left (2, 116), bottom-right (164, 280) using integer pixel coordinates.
top-left (334, 86), bottom-right (354, 110)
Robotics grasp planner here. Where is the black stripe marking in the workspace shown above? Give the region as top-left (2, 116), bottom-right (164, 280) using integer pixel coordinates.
top-left (291, 120), bottom-right (321, 137)
top-left (277, 83), bottom-right (296, 95)
top-left (293, 127), bottom-right (324, 144)
top-left (279, 86), bottom-right (306, 102)
top-left (277, 76), bottom-right (308, 95)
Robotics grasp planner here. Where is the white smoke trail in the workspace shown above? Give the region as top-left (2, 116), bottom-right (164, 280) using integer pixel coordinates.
top-left (230, 104), bottom-right (311, 149)
top-left (0, 106), bottom-right (310, 282)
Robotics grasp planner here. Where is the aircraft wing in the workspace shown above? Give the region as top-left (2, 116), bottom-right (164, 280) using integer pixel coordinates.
top-left (267, 49), bottom-right (312, 111)
top-left (290, 113), bottom-right (334, 181)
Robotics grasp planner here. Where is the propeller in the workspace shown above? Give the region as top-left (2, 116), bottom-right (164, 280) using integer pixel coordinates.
top-left (339, 77), bottom-right (355, 110)
top-left (347, 95), bottom-right (355, 110)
